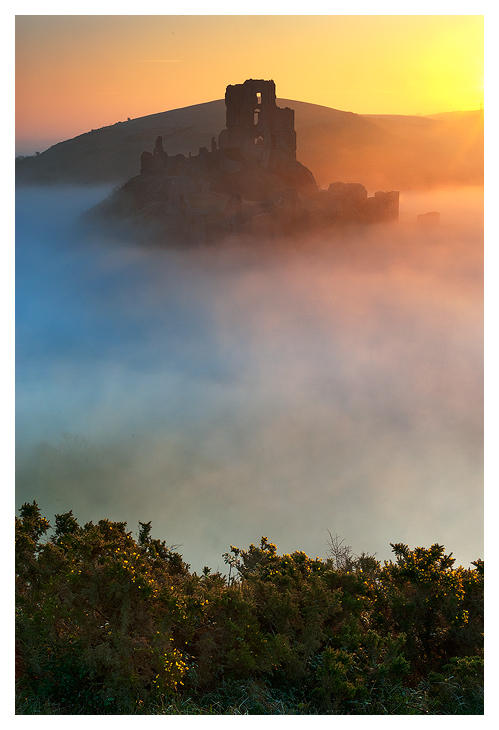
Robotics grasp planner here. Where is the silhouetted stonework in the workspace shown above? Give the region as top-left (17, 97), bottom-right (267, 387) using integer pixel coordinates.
top-left (218, 79), bottom-right (296, 166)
top-left (96, 79), bottom-right (399, 242)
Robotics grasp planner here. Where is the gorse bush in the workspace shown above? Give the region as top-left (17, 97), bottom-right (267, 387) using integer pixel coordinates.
top-left (15, 502), bottom-right (483, 715)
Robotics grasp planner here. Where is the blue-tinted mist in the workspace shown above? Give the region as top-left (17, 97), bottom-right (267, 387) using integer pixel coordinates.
top-left (16, 187), bottom-right (239, 445)
top-left (16, 186), bottom-right (483, 571)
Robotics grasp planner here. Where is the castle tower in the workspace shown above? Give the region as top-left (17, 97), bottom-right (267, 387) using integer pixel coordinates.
top-left (218, 79), bottom-right (296, 166)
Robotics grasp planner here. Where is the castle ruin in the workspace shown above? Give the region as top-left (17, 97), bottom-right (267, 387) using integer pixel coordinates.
top-left (101, 79), bottom-right (399, 241)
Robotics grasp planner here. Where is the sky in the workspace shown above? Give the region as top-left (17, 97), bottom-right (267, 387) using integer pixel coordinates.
top-left (15, 15), bottom-right (484, 154)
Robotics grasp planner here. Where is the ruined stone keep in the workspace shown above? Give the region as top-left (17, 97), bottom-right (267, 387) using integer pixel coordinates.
top-left (218, 79), bottom-right (297, 167)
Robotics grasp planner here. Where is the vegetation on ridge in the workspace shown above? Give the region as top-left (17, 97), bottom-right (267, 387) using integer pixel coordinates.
top-left (16, 502), bottom-right (483, 714)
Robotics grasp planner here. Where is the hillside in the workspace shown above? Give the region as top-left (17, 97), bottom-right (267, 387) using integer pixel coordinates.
top-left (15, 99), bottom-right (483, 190)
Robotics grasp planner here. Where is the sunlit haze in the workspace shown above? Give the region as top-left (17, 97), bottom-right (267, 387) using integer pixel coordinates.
top-left (16, 15), bottom-right (483, 155)
top-left (16, 186), bottom-right (483, 569)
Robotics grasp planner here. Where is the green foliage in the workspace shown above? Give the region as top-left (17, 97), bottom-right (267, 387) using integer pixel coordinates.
top-left (16, 506), bottom-right (483, 715)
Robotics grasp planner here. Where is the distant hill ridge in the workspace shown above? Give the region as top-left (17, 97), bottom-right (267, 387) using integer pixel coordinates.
top-left (16, 99), bottom-right (483, 190)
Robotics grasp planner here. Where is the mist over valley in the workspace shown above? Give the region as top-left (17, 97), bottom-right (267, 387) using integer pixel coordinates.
top-left (16, 184), bottom-right (483, 570)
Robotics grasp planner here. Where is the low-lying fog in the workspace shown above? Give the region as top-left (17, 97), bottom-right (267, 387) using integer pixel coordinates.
top-left (16, 186), bottom-right (483, 569)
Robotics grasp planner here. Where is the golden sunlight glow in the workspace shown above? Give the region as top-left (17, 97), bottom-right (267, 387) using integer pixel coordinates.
top-left (16, 15), bottom-right (483, 151)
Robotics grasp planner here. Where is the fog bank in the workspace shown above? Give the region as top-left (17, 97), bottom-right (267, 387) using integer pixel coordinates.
top-left (16, 186), bottom-right (483, 569)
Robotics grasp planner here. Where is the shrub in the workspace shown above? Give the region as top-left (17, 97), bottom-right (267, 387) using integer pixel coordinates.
top-left (15, 503), bottom-right (483, 715)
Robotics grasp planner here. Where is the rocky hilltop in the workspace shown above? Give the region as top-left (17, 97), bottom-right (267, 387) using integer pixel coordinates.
top-left (92, 79), bottom-right (399, 244)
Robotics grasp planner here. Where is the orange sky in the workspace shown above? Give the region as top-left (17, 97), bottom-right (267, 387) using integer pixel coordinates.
top-left (16, 15), bottom-right (483, 154)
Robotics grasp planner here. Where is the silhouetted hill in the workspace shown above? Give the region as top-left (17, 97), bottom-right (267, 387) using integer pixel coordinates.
top-left (16, 99), bottom-right (483, 190)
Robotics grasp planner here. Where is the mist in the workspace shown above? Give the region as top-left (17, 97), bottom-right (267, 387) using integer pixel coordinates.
top-left (16, 185), bottom-right (483, 570)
